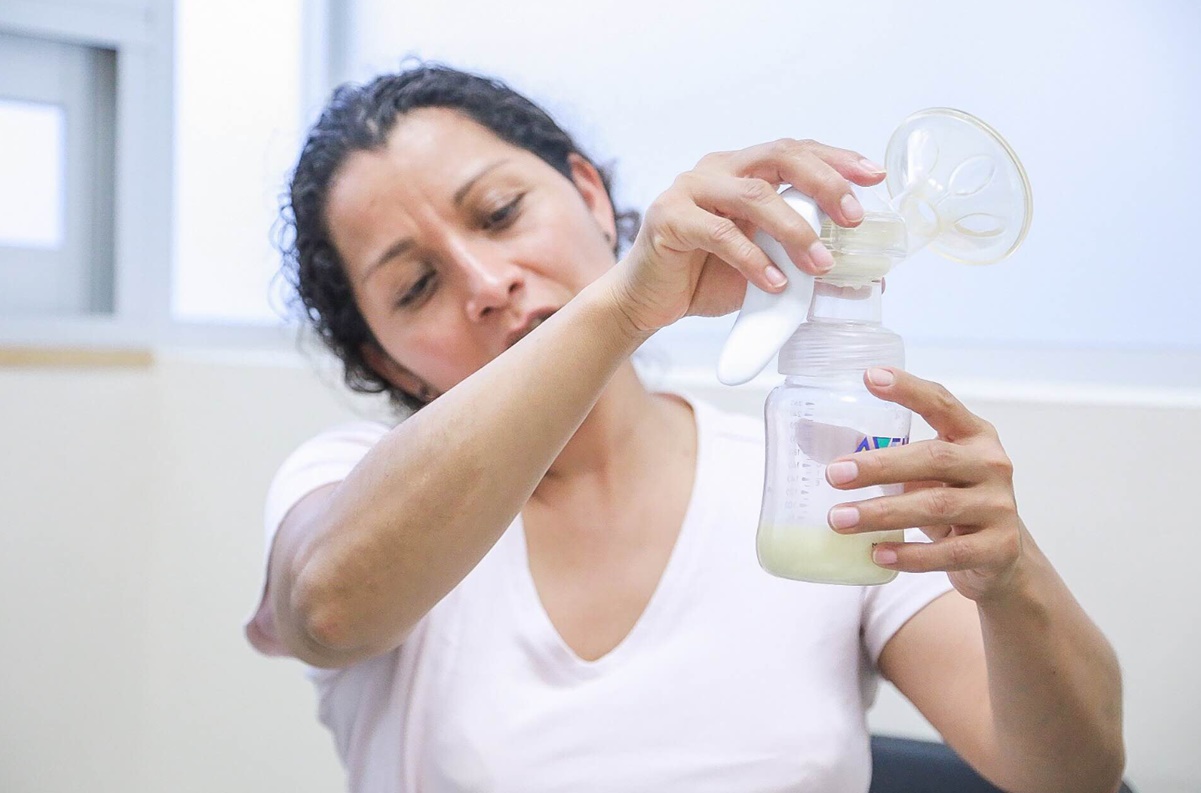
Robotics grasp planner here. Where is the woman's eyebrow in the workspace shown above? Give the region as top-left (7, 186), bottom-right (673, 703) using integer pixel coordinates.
top-left (361, 159), bottom-right (512, 285)
top-left (361, 238), bottom-right (416, 285)
top-left (453, 159), bottom-right (509, 206)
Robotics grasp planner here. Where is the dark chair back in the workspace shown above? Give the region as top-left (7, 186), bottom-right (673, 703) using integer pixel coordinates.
top-left (869, 735), bottom-right (1135, 793)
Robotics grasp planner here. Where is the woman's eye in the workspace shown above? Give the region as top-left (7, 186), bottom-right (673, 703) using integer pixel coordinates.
top-left (396, 270), bottom-right (435, 309)
top-left (484, 195), bottom-right (523, 229)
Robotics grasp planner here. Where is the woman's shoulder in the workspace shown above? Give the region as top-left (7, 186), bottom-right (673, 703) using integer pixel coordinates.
top-left (285, 420), bottom-right (395, 461)
top-left (271, 419), bottom-right (394, 489)
top-left (264, 420), bottom-right (394, 534)
top-left (684, 393), bottom-right (765, 449)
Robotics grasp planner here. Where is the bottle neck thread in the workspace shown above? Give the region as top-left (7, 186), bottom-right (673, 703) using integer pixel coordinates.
top-left (777, 280), bottom-right (902, 377)
top-left (808, 280), bottom-right (883, 324)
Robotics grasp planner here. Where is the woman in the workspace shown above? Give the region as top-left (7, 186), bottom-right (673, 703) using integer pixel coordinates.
top-left (246, 64), bottom-right (1124, 792)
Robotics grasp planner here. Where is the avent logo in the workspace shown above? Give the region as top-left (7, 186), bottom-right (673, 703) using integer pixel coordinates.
top-left (855, 435), bottom-right (909, 453)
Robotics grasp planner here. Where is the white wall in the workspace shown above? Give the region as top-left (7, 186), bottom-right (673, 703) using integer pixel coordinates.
top-left (0, 353), bottom-right (1196, 792)
top-left (0, 354), bottom-right (359, 792)
top-left (344, 0), bottom-right (1201, 387)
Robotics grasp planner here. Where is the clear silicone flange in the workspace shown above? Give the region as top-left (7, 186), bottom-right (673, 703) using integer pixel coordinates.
top-left (884, 108), bottom-right (1033, 264)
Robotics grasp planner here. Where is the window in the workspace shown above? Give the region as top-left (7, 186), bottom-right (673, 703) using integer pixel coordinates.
top-left (0, 31), bottom-right (116, 317)
top-left (0, 0), bottom-right (171, 349)
top-left (171, 0), bottom-right (306, 326)
top-left (0, 99), bottom-right (64, 250)
top-left (0, 0), bottom-right (332, 348)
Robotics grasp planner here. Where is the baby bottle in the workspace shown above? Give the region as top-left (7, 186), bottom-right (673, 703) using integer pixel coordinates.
top-left (719, 108), bottom-right (1034, 585)
top-left (760, 280), bottom-right (909, 584)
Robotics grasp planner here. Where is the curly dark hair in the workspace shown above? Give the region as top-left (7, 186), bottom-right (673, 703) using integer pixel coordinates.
top-left (278, 62), bottom-right (640, 413)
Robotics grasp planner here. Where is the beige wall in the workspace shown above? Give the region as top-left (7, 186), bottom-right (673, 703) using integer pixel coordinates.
top-left (0, 351), bottom-right (1196, 792)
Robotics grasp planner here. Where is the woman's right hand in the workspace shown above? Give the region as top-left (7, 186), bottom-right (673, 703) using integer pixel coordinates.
top-left (610, 139), bottom-right (887, 334)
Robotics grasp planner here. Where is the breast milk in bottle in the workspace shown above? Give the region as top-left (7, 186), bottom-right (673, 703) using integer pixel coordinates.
top-left (756, 281), bottom-right (907, 585)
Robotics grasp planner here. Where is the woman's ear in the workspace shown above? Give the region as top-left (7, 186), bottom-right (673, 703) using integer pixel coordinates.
top-left (361, 342), bottom-right (429, 401)
top-left (567, 153), bottom-right (617, 246)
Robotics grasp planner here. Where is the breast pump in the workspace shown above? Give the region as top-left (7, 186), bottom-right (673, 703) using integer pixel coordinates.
top-left (718, 108), bottom-right (1033, 585)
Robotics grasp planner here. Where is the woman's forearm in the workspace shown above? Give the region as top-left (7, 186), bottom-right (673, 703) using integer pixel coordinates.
top-left (979, 525), bottom-right (1125, 793)
top-left (286, 270), bottom-right (649, 661)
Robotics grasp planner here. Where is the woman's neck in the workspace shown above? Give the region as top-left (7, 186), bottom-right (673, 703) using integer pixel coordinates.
top-left (535, 360), bottom-right (692, 498)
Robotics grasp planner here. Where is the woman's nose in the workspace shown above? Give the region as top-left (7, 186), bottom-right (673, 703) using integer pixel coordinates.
top-left (454, 242), bottom-right (523, 321)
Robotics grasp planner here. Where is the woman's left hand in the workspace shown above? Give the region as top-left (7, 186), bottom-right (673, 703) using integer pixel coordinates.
top-left (825, 366), bottom-right (1025, 602)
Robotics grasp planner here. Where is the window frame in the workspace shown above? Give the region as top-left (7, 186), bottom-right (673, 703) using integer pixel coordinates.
top-left (0, 0), bottom-right (172, 348)
top-left (0, 0), bottom-right (342, 352)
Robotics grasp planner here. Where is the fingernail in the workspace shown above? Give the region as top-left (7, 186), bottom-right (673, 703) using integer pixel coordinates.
top-left (826, 461), bottom-right (858, 485)
top-left (829, 506), bottom-right (860, 530)
top-left (841, 193), bottom-right (864, 223)
top-left (765, 264), bottom-right (788, 289)
top-left (808, 241), bottom-right (834, 273)
top-left (867, 367), bottom-right (895, 386)
top-left (859, 158), bottom-right (886, 174)
top-left (873, 546), bottom-right (898, 565)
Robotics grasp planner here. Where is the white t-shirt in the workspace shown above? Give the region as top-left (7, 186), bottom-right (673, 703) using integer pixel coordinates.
top-left (249, 397), bottom-right (953, 793)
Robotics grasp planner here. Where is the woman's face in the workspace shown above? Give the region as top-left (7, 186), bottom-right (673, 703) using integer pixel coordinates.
top-left (324, 107), bottom-right (618, 399)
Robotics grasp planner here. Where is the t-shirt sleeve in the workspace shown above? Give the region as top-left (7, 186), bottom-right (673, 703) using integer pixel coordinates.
top-left (246, 421), bottom-right (391, 657)
top-left (860, 529), bottom-right (956, 666)
top-left (261, 421), bottom-right (392, 554)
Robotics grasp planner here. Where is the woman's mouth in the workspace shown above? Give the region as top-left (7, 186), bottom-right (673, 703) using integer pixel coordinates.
top-left (505, 309), bottom-right (557, 349)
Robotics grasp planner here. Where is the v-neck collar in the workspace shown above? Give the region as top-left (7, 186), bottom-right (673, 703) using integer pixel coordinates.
top-left (508, 395), bottom-right (712, 679)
